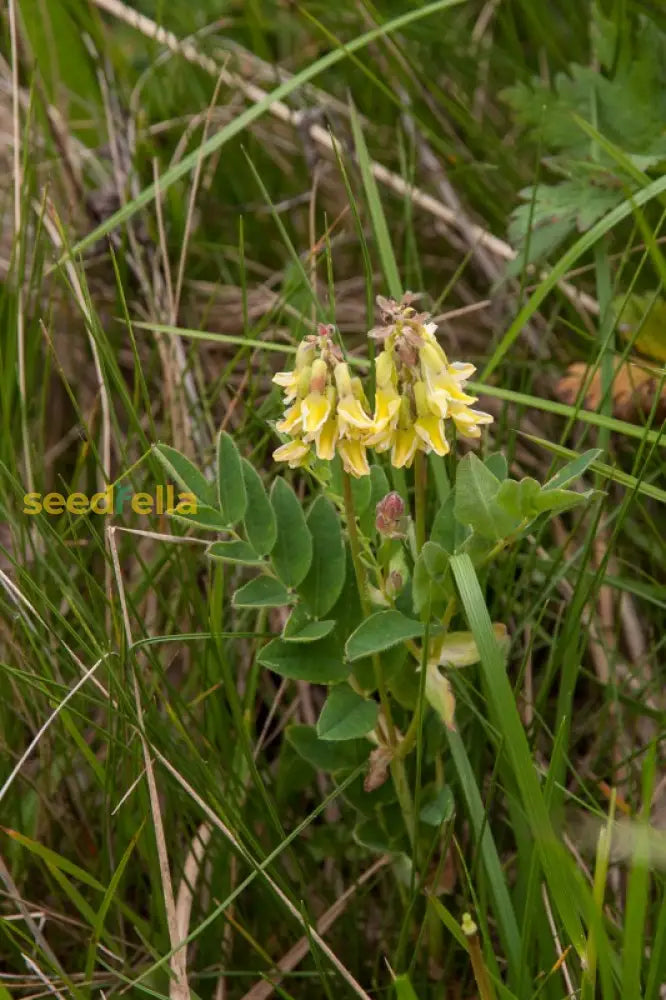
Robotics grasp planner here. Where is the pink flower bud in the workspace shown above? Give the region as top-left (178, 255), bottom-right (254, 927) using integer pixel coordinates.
top-left (375, 492), bottom-right (406, 537)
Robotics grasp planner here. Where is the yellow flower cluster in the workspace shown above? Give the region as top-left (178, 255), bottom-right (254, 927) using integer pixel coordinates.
top-left (272, 326), bottom-right (375, 478)
top-left (272, 299), bottom-right (493, 477)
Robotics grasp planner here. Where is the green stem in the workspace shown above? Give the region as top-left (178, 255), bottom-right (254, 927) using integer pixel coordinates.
top-left (341, 471), bottom-right (396, 744)
top-left (414, 450), bottom-right (427, 554)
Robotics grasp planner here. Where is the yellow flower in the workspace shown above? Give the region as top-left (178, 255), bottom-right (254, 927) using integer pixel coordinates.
top-left (276, 402), bottom-right (303, 435)
top-left (338, 438), bottom-right (370, 478)
top-left (315, 414), bottom-right (338, 460)
top-left (448, 401), bottom-right (493, 439)
top-left (372, 387), bottom-right (401, 432)
top-left (273, 439), bottom-right (310, 468)
top-left (334, 363), bottom-right (374, 435)
top-left (301, 392), bottom-right (331, 435)
top-left (391, 426), bottom-right (419, 469)
top-left (272, 369), bottom-right (299, 402)
top-left (375, 349), bottom-right (397, 389)
top-left (414, 413), bottom-right (449, 456)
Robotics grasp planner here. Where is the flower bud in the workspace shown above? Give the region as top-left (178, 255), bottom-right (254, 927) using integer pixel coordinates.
top-left (295, 339), bottom-right (316, 370)
top-left (334, 362), bottom-right (353, 399)
top-left (376, 491), bottom-right (406, 538)
top-left (385, 569), bottom-right (404, 598)
top-left (309, 357), bottom-right (328, 394)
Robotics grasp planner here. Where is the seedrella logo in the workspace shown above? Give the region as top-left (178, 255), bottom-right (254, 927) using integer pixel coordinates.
top-left (23, 485), bottom-right (198, 516)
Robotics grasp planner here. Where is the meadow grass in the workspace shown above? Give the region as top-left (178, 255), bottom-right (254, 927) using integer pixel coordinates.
top-left (1, 1), bottom-right (665, 998)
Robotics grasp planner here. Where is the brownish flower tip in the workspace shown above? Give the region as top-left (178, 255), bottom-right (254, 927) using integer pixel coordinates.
top-left (376, 491), bottom-right (407, 537)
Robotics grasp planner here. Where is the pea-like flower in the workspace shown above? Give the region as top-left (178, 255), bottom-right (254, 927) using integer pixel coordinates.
top-left (272, 325), bottom-right (374, 476)
top-left (272, 295), bottom-right (493, 478)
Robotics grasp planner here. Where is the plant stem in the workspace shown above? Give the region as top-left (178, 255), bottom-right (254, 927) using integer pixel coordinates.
top-left (414, 450), bottom-right (427, 554)
top-left (341, 471), bottom-right (396, 744)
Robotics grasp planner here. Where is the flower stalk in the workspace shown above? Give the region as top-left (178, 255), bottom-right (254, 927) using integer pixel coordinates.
top-left (341, 471), bottom-right (396, 746)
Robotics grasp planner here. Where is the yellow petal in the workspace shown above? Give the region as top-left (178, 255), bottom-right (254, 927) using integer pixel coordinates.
top-left (431, 624), bottom-right (508, 668)
top-left (448, 361), bottom-right (476, 381)
top-left (301, 392), bottom-right (331, 435)
top-left (337, 439), bottom-right (370, 477)
top-left (425, 665), bottom-right (456, 731)
top-left (273, 439), bottom-right (310, 468)
top-left (450, 405), bottom-right (493, 438)
top-left (337, 395), bottom-right (374, 432)
top-left (372, 388), bottom-right (401, 431)
top-left (273, 370), bottom-right (297, 388)
top-left (391, 427), bottom-right (419, 469)
top-left (276, 402), bottom-right (303, 434)
top-left (365, 425), bottom-right (394, 451)
top-left (315, 415), bottom-right (338, 460)
top-left (414, 414), bottom-right (450, 456)
top-left (375, 350), bottom-right (397, 389)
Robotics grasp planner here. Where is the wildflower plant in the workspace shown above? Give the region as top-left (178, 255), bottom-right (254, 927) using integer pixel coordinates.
top-left (155, 291), bottom-right (596, 983)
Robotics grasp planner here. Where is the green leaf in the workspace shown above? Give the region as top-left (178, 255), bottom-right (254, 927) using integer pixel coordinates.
top-left (450, 553), bottom-right (586, 956)
top-left (412, 541), bottom-right (451, 617)
top-left (544, 448), bottom-right (601, 490)
top-left (286, 724), bottom-right (369, 772)
top-left (299, 496), bottom-right (346, 618)
top-left (241, 460), bottom-right (277, 556)
top-left (283, 606), bottom-right (336, 643)
top-left (419, 785), bottom-right (454, 826)
top-left (349, 100), bottom-right (402, 299)
top-left (216, 431), bottom-right (247, 525)
top-left (270, 479), bottom-right (313, 587)
top-left (207, 540), bottom-right (263, 565)
top-left (484, 452), bottom-right (508, 481)
top-left (232, 576), bottom-right (290, 608)
top-left (152, 443), bottom-right (215, 505)
top-left (454, 453), bottom-right (517, 540)
top-left (430, 494), bottom-right (463, 554)
top-left (258, 637), bottom-right (348, 682)
top-left (167, 505), bottom-right (230, 531)
top-left (531, 487), bottom-right (591, 514)
top-left (392, 973), bottom-right (420, 1000)
top-left (345, 610), bottom-right (424, 662)
top-left (495, 477), bottom-right (540, 521)
top-left (316, 684), bottom-right (379, 741)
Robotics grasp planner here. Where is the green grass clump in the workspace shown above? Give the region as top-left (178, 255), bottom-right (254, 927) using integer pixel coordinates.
top-left (0, 2), bottom-right (664, 998)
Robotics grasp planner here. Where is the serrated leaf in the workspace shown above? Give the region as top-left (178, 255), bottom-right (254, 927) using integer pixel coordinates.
top-left (241, 460), bottom-right (277, 556)
top-left (286, 724), bottom-right (369, 772)
top-left (299, 495), bottom-right (346, 618)
top-left (217, 431), bottom-right (247, 525)
top-left (454, 453), bottom-right (517, 540)
top-left (232, 576), bottom-right (289, 608)
top-left (258, 636), bottom-right (347, 682)
top-left (207, 540), bottom-right (263, 565)
top-left (316, 684), bottom-right (379, 741)
top-left (345, 610), bottom-right (424, 662)
top-left (153, 444), bottom-right (215, 505)
top-left (270, 479), bottom-right (312, 587)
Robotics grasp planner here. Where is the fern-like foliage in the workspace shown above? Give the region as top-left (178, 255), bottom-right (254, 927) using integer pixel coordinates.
top-left (502, 5), bottom-right (666, 267)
